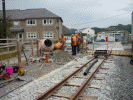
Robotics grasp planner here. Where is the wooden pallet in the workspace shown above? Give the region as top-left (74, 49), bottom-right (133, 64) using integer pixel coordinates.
top-left (87, 50), bottom-right (133, 56)
top-left (111, 51), bottom-right (133, 56)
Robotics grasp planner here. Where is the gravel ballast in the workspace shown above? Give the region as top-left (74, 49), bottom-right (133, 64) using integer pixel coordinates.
top-left (0, 54), bottom-right (132, 100)
top-left (82, 55), bottom-right (133, 100)
top-left (0, 55), bottom-right (92, 100)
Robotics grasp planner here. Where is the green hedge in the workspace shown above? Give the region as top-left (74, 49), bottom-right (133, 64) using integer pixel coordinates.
top-left (0, 47), bottom-right (17, 60)
top-left (0, 52), bottom-right (17, 60)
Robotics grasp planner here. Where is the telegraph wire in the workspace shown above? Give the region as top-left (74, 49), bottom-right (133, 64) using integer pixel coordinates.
top-left (66, 11), bottom-right (132, 27)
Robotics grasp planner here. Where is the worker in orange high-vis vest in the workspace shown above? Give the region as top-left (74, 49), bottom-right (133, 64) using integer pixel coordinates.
top-left (71, 34), bottom-right (77, 55)
top-left (75, 34), bottom-right (80, 53)
top-left (59, 34), bottom-right (66, 45)
top-left (53, 42), bottom-right (63, 51)
top-left (77, 33), bottom-right (82, 53)
top-left (39, 39), bottom-right (44, 56)
top-left (59, 34), bottom-right (66, 50)
top-left (39, 39), bottom-right (43, 43)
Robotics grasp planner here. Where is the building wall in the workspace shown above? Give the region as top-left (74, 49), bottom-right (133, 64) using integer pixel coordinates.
top-left (24, 19), bottom-right (59, 41)
top-left (11, 20), bottom-right (24, 28)
top-left (97, 33), bottom-right (117, 42)
top-left (59, 19), bottom-right (62, 38)
top-left (11, 18), bottom-right (62, 41)
top-left (97, 33), bottom-right (105, 41)
top-left (132, 12), bottom-right (133, 40)
top-left (107, 33), bottom-right (115, 41)
top-left (82, 28), bottom-right (95, 35)
top-left (9, 21), bottom-right (24, 39)
top-left (115, 34), bottom-right (121, 41)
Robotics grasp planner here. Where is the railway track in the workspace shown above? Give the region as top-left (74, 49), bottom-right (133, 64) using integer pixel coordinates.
top-left (35, 56), bottom-right (109, 100)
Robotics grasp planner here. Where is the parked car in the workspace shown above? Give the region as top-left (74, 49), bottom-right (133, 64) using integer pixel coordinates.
top-left (101, 39), bottom-right (105, 42)
top-left (88, 39), bottom-right (93, 44)
top-left (88, 41), bottom-right (92, 44)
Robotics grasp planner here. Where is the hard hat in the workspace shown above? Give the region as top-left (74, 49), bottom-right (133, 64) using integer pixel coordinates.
top-left (71, 34), bottom-right (74, 36)
top-left (75, 34), bottom-right (77, 36)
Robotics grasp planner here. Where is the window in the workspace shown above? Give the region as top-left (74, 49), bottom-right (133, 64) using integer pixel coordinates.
top-left (14, 21), bottom-right (19, 25)
top-left (43, 19), bottom-right (53, 25)
top-left (27, 32), bottom-right (36, 38)
top-left (49, 19), bottom-right (53, 24)
top-left (27, 20), bottom-right (36, 25)
top-left (43, 19), bottom-right (48, 24)
top-left (43, 32), bottom-right (53, 38)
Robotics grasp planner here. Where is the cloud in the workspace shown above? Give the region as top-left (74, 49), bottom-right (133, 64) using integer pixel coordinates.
top-left (0, 0), bottom-right (132, 28)
top-left (118, 3), bottom-right (133, 11)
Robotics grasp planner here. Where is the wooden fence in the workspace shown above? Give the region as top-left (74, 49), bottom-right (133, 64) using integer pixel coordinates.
top-left (0, 38), bottom-right (88, 66)
top-left (0, 38), bottom-right (39, 66)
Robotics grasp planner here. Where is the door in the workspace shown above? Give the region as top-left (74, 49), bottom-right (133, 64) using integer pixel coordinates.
top-left (115, 34), bottom-right (121, 41)
top-left (106, 36), bottom-right (108, 41)
top-left (18, 33), bottom-right (23, 42)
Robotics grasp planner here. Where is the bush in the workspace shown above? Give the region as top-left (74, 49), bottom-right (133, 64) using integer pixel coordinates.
top-left (115, 39), bottom-right (118, 42)
top-left (1, 52), bottom-right (17, 60)
top-left (54, 40), bottom-right (59, 43)
top-left (127, 40), bottom-right (132, 44)
top-left (21, 45), bottom-right (25, 49)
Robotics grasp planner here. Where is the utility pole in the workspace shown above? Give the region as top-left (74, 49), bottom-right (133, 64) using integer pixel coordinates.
top-left (2, 0), bottom-right (7, 38)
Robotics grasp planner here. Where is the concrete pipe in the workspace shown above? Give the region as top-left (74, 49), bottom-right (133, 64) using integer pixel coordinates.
top-left (40, 39), bottom-right (52, 52)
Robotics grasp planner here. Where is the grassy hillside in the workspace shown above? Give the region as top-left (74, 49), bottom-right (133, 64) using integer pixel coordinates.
top-left (92, 24), bottom-right (131, 34)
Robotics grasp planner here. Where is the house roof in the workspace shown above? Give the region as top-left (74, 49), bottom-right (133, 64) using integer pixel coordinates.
top-left (62, 25), bottom-right (71, 34)
top-left (10, 27), bottom-right (24, 32)
top-left (0, 8), bottom-right (63, 22)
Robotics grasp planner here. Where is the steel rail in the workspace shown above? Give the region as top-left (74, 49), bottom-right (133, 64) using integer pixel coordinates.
top-left (70, 57), bottom-right (107, 100)
top-left (35, 57), bottom-right (95, 100)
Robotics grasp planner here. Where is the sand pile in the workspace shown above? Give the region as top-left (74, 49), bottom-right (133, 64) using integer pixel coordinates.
top-left (52, 50), bottom-right (73, 63)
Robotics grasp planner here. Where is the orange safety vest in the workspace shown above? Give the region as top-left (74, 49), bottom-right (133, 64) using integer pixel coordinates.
top-left (39, 39), bottom-right (43, 49)
top-left (54, 42), bottom-right (62, 49)
top-left (81, 36), bottom-right (83, 43)
top-left (59, 36), bottom-right (65, 43)
top-left (76, 36), bottom-right (81, 44)
top-left (40, 39), bottom-right (43, 43)
top-left (72, 36), bottom-right (77, 46)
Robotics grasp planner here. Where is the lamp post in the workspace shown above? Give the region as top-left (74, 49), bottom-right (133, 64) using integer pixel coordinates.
top-left (2, 0), bottom-right (7, 38)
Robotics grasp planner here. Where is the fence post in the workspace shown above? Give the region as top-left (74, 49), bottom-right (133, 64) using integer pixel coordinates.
top-left (91, 41), bottom-right (93, 56)
top-left (82, 38), bottom-right (84, 53)
top-left (37, 39), bottom-right (39, 57)
top-left (0, 51), bottom-right (2, 64)
top-left (107, 44), bottom-right (108, 54)
top-left (7, 38), bottom-right (10, 66)
top-left (31, 39), bottom-right (34, 57)
top-left (93, 43), bottom-right (94, 51)
top-left (17, 40), bottom-right (21, 65)
top-left (86, 38), bottom-right (88, 53)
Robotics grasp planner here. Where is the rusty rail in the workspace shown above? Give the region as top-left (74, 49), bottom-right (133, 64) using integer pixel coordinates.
top-left (35, 57), bottom-right (95, 100)
top-left (70, 57), bottom-right (107, 100)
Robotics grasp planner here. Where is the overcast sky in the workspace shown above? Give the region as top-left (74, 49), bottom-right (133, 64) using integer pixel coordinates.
top-left (0, 0), bottom-right (133, 29)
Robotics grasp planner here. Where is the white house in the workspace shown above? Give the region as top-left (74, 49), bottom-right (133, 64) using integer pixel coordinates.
top-left (80, 27), bottom-right (96, 42)
top-left (66, 27), bottom-right (96, 42)
top-left (97, 31), bottom-right (124, 42)
top-left (81, 27), bottom-right (95, 36)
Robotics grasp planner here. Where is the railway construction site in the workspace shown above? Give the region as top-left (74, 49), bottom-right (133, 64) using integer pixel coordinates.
top-left (0, 39), bottom-right (133, 100)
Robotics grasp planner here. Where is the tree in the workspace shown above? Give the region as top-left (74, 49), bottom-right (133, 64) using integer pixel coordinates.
top-left (0, 18), bottom-right (13, 39)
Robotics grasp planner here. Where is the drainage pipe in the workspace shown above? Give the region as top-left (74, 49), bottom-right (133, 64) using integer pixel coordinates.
top-left (83, 59), bottom-right (98, 75)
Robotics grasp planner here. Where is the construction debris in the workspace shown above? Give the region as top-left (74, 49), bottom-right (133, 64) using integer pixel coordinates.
top-left (52, 50), bottom-right (74, 64)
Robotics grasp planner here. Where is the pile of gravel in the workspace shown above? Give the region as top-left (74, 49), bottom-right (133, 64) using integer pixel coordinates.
top-left (52, 50), bottom-right (73, 63)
